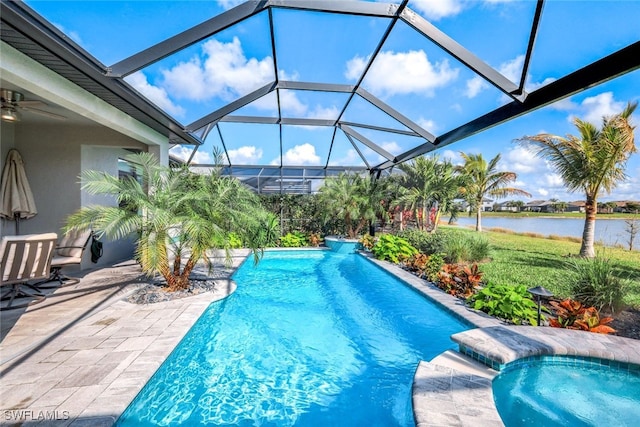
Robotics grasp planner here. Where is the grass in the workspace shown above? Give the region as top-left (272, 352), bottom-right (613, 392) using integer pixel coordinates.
top-left (438, 226), bottom-right (640, 308)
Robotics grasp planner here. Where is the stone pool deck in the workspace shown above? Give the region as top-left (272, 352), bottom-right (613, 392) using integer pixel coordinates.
top-left (0, 251), bottom-right (249, 426)
top-left (1, 250), bottom-right (639, 426)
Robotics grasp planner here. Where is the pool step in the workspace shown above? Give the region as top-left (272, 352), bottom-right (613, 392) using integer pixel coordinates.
top-left (412, 352), bottom-right (504, 427)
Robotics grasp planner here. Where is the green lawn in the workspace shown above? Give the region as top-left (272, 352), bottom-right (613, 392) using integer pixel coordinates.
top-left (445, 227), bottom-right (640, 307)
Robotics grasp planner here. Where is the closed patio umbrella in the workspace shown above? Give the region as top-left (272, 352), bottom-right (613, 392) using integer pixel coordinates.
top-left (1, 149), bottom-right (37, 234)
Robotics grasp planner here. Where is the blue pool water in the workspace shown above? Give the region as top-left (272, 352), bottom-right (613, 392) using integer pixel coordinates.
top-left (493, 357), bottom-right (640, 427)
top-left (116, 250), bottom-right (468, 426)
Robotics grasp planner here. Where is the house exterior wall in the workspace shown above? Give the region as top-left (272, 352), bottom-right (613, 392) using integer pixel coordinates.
top-left (4, 123), bottom-right (148, 269)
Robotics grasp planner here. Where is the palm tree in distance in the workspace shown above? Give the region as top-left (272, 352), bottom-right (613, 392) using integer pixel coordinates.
top-left (518, 101), bottom-right (637, 258)
top-left (398, 155), bottom-right (463, 232)
top-left (456, 153), bottom-right (531, 232)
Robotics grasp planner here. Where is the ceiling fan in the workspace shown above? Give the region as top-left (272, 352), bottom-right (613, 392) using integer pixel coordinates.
top-left (1, 88), bottom-right (67, 122)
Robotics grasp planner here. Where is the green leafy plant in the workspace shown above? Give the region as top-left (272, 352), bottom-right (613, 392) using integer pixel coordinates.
top-left (279, 231), bottom-right (308, 247)
top-left (568, 256), bottom-right (628, 314)
top-left (424, 253), bottom-right (445, 282)
top-left (228, 232), bottom-right (243, 249)
top-left (442, 232), bottom-right (490, 263)
top-left (436, 263), bottom-right (484, 298)
top-left (371, 234), bottom-right (418, 264)
top-left (549, 299), bottom-right (616, 334)
top-left (469, 283), bottom-right (541, 325)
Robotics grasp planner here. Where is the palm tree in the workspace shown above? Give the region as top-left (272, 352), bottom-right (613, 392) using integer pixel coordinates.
top-left (317, 172), bottom-right (369, 238)
top-left (65, 152), bottom-right (269, 291)
top-left (456, 153), bottom-right (531, 232)
top-left (518, 102), bottom-right (637, 257)
top-left (398, 155), bottom-right (463, 232)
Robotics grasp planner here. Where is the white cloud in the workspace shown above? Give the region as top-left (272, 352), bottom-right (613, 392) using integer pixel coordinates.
top-left (217, 0), bottom-right (245, 10)
top-left (417, 117), bottom-right (438, 132)
top-left (465, 76), bottom-right (487, 99)
top-left (279, 90), bottom-right (309, 116)
top-left (502, 146), bottom-right (544, 174)
top-left (537, 188), bottom-right (549, 197)
top-left (440, 150), bottom-right (463, 165)
top-left (499, 55), bottom-right (524, 83)
top-left (275, 143), bottom-right (322, 166)
top-left (331, 149), bottom-right (363, 166)
top-left (346, 50), bottom-right (459, 98)
top-left (169, 146), bottom-right (213, 164)
top-left (409, 0), bottom-right (464, 20)
top-left (161, 37), bottom-right (274, 102)
top-left (308, 105), bottom-right (340, 120)
top-left (544, 173), bottom-right (564, 187)
top-left (381, 141), bottom-right (402, 156)
top-left (578, 92), bottom-right (625, 124)
top-left (126, 72), bottom-right (186, 117)
top-left (228, 146), bottom-right (263, 163)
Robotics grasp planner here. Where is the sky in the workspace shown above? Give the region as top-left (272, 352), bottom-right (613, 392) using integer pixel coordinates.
top-left (24, 0), bottom-right (640, 202)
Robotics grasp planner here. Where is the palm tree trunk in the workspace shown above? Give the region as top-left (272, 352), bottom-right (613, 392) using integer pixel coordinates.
top-left (580, 197), bottom-right (597, 258)
top-left (476, 205), bottom-right (482, 232)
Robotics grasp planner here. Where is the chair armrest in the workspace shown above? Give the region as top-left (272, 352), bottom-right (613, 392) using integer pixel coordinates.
top-left (56, 245), bottom-right (85, 250)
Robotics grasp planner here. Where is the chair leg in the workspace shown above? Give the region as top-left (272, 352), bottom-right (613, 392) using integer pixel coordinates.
top-left (36, 267), bottom-right (80, 289)
top-left (0, 284), bottom-right (46, 310)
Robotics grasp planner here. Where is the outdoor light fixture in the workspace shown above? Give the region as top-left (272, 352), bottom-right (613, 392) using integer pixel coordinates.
top-left (528, 286), bottom-right (553, 326)
top-left (1, 106), bottom-right (19, 122)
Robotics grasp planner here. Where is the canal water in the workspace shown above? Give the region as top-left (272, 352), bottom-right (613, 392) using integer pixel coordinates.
top-left (446, 216), bottom-right (639, 250)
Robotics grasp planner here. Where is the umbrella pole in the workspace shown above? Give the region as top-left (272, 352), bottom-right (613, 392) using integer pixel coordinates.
top-left (15, 213), bottom-right (20, 235)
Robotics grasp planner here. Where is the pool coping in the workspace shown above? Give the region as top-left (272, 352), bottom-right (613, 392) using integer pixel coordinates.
top-left (361, 252), bottom-right (640, 427)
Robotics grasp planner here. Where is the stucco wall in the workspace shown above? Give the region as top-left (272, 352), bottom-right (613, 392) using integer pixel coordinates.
top-left (4, 122), bottom-right (147, 269)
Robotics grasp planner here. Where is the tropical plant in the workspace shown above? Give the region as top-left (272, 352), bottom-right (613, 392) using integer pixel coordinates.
top-left (424, 253), bottom-right (445, 282)
top-left (469, 283), bottom-right (541, 325)
top-left (441, 232), bottom-right (490, 263)
top-left (436, 263), bottom-right (484, 298)
top-left (359, 233), bottom-right (375, 250)
top-left (318, 173), bottom-right (396, 238)
top-left (568, 256), bottom-right (627, 313)
top-left (456, 153), bottom-right (531, 232)
top-left (308, 233), bottom-right (322, 247)
top-left (397, 155), bottom-right (463, 232)
top-left (65, 153), bottom-right (269, 291)
top-left (549, 299), bottom-right (616, 334)
top-left (279, 231), bottom-right (308, 247)
top-left (517, 102), bottom-right (637, 257)
top-left (371, 234), bottom-right (418, 263)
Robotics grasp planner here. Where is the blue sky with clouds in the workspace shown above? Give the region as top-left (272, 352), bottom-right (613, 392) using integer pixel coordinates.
top-left (26, 0), bottom-right (640, 202)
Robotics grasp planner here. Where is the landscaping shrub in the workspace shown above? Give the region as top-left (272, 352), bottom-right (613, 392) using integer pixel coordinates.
top-left (359, 234), bottom-right (375, 250)
top-left (436, 263), bottom-right (483, 298)
top-left (372, 234), bottom-right (418, 263)
top-left (424, 253), bottom-right (445, 282)
top-left (442, 232), bottom-right (490, 263)
top-left (568, 257), bottom-right (628, 314)
top-left (279, 231), bottom-right (308, 247)
top-left (469, 283), bottom-right (540, 325)
top-left (549, 299), bottom-right (616, 334)
top-left (397, 229), bottom-right (445, 254)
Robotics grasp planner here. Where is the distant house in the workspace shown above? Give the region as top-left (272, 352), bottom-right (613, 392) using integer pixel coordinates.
top-left (567, 201), bottom-right (586, 213)
top-left (524, 200), bottom-right (555, 213)
top-left (455, 198), bottom-right (494, 212)
top-left (494, 201), bottom-right (518, 212)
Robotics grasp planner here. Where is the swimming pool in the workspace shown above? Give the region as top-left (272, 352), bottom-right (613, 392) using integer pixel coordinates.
top-left (493, 356), bottom-right (640, 426)
top-left (116, 250), bottom-right (468, 426)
